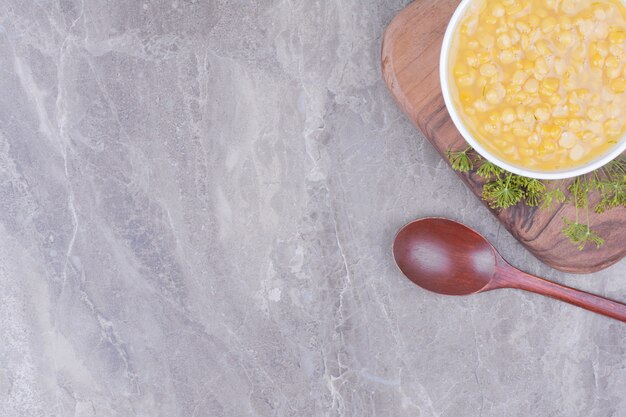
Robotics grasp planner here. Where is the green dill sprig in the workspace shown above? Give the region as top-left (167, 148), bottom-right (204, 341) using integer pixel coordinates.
top-left (568, 176), bottom-right (588, 208)
top-left (590, 160), bottom-right (626, 213)
top-left (562, 219), bottom-right (605, 250)
top-left (541, 187), bottom-right (566, 209)
top-left (476, 161), bottom-right (503, 178)
top-left (445, 146), bottom-right (624, 250)
top-left (594, 178), bottom-right (626, 213)
top-left (482, 173), bottom-right (525, 209)
top-left (517, 176), bottom-right (546, 206)
top-left (561, 176), bottom-right (604, 250)
top-left (446, 147), bottom-right (477, 173)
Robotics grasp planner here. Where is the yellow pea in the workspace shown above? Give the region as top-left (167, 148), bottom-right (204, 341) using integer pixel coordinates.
top-left (611, 78), bottom-right (626, 93)
top-left (581, 131), bottom-right (596, 142)
top-left (590, 53), bottom-right (604, 68)
top-left (503, 145), bottom-right (518, 156)
top-left (478, 32), bottom-right (495, 48)
top-left (533, 105), bottom-right (551, 121)
top-left (502, 108), bottom-right (517, 123)
top-left (605, 55), bottom-right (620, 69)
top-left (568, 103), bottom-right (581, 114)
top-left (484, 121), bottom-right (502, 135)
top-left (457, 71), bottom-right (476, 87)
top-left (520, 147), bottom-right (535, 157)
top-left (554, 58), bottom-right (567, 75)
top-left (593, 4), bottom-right (609, 19)
top-left (568, 118), bottom-right (583, 132)
top-left (540, 124), bottom-right (561, 139)
top-left (492, 4), bottom-right (505, 17)
top-left (541, 78), bottom-right (560, 92)
top-left (488, 112), bottom-right (501, 122)
top-left (604, 119), bottom-right (622, 136)
top-left (548, 95), bottom-right (562, 105)
top-left (477, 52), bottom-right (491, 64)
top-left (538, 140), bottom-right (556, 154)
top-left (541, 16), bottom-right (557, 33)
top-left (485, 16), bottom-right (498, 25)
top-left (507, 2), bottom-right (524, 15)
top-left (606, 67), bottom-right (621, 79)
top-left (589, 135), bottom-right (606, 147)
top-left (591, 41), bottom-right (609, 57)
top-left (610, 45), bottom-right (624, 59)
top-left (561, 0), bottom-right (584, 14)
top-left (559, 132), bottom-right (578, 149)
top-left (569, 144), bottom-right (587, 161)
top-left (520, 34), bottom-right (531, 51)
top-left (513, 91), bottom-right (530, 104)
top-left (559, 16), bottom-right (573, 30)
top-left (523, 78), bottom-right (539, 93)
top-left (460, 91), bottom-right (474, 104)
top-left (465, 51), bottom-right (479, 68)
top-left (549, 125), bottom-right (562, 139)
top-left (536, 40), bottom-right (551, 55)
top-left (577, 19), bottom-right (593, 37)
top-left (480, 63), bottom-right (498, 77)
top-left (528, 14), bottom-right (540, 26)
top-left (608, 29), bottom-right (625, 44)
top-left (516, 22), bottom-right (530, 33)
top-left (499, 49), bottom-right (517, 64)
top-left (474, 99), bottom-right (490, 112)
top-left (497, 34), bottom-right (512, 49)
top-left (512, 69), bottom-right (529, 85)
top-left (454, 64), bottom-right (468, 76)
top-left (528, 133), bottom-right (542, 147)
top-left (558, 30), bottom-right (574, 46)
top-left (534, 57), bottom-right (549, 75)
top-left (519, 59), bottom-right (534, 70)
top-left (553, 118), bottom-right (568, 127)
top-left (486, 83), bottom-right (507, 104)
top-left (526, 49), bottom-right (539, 61)
top-left (594, 22), bottom-right (609, 39)
top-left (575, 89), bottom-right (590, 100)
top-left (586, 106), bottom-right (604, 121)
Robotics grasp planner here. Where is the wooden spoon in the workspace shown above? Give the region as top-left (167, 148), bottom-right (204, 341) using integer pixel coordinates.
top-left (392, 218), bottom-right (626, 322)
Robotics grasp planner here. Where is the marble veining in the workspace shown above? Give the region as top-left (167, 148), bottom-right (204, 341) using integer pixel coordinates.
top-left (0, 1), bottom-right (624, 416)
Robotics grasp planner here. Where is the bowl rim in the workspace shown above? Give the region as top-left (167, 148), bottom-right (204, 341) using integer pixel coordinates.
top-left (439, 0), bottom-right (626, 180)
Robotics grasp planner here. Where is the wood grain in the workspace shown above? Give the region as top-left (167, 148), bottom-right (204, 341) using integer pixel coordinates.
top-left (382, 0), bottom-right (626, 273)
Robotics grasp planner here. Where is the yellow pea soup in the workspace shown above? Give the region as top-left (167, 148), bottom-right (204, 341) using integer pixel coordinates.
top-left (450, 0), bottom-right (626, 170)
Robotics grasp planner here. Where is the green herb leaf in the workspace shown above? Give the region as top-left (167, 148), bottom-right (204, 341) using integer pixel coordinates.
top-left (476, 161), bottom-right (504, 179)
top-left (447, 148), bottom-right (474, 173)
top-left (482, 173), bottom-right (524, 209)
top-left (442, 148), bottom-right (626, 250)
top-left (562, 219), bottom-right (605, 251)
top-left (541, 188), bottom-right (566, 209)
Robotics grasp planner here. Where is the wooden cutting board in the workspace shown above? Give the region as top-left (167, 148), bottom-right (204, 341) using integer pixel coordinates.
top-left (382, 0), bottom-right (626, 273)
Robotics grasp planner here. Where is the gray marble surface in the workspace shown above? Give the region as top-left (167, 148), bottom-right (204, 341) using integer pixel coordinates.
top-left (0, 0), bottom-right (625, 416)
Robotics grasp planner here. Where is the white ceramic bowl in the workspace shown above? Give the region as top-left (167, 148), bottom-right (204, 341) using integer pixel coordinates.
top-left (439, 0), bottom-right (626, 180)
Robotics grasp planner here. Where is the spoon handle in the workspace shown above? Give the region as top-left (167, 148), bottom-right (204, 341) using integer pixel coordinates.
top-left (499, 266), bottom-right (626, 323)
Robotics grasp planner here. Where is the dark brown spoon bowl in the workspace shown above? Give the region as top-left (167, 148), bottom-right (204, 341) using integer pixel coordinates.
top-left (393, 218), bottom-right (626, 322)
